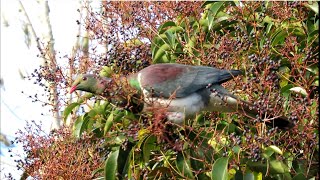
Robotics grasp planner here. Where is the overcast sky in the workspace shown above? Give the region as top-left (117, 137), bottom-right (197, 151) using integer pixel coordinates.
top-left (1, 1), bottom-right (82, 178)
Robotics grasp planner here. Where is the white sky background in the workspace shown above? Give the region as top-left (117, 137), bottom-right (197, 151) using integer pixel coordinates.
top-left (1, 1), bottom-right (83, 178)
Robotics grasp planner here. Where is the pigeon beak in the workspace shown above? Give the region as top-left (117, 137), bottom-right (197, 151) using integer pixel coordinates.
top-left (69, 85), bottom-right (77, 94)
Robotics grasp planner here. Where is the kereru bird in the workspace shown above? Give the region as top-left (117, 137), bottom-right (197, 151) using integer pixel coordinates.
top-left (70, 63), bottom-right (293, 130)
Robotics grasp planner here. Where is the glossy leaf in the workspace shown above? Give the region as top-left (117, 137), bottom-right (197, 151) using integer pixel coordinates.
top-left (304, 1), bottom-right (319, 15)
top-left (292, 173), bottom-right (307, 180)
top-left (142, 135), bottom-right (157, 163)
top-left (246, 161), bottom-right (268, 175)
top-left (88, 109), bottom-right (98, 117)
top-left (73, 114), bottom-right (90, 138)
top-left (271, 29), bottom-right (288, 46)
top-left (201, 1), bottom-right (216, 8)
top-left (117, 142), bottom-right (134, 178)
top-left (211, 157), bottom-right (229, 180)
top-left (289, 87), bottom-right (308, 97)
top-left (279, 66), bottom-right (290, 88)
top-left (176, 152), bottom-right (194, 179)
top-left (207, 2), bottom-right (225, 31)
top-left (262, 148), bottom-right (275, 159)
top-left (268, 145), bottom-right (283, 155)
top-left (164, 26), bottom-right (184, 34)
top-left (280, 84), bottom-right (294, 98)
top-left (63, 102), bottom-right (80, 122)
top-left (189, 148), bottom-right (205, 172)
top-left (165, 31), bottom-right (176, 48)
top-left (158, 21), bottom-right (177, 34)
top-left (269, 160), bottom-right (289, 174)
top-left (104, 149), bottom-right (119, 180)
top-left (248, 159), bottom-right (290, 175)
top-left (153, 43), bottom-right (171, 63)
top-left (104, 113), bottom-right (114, 136)
top-left (253, 171), bottom-right (263, 180)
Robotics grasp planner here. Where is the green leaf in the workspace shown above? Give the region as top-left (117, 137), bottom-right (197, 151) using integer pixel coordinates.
top-left (190, 150), bottom-right (206, 177)
top-left (211, 157), bottom-right (229, 180)
top-left (63, 102), bottom-right (80, 123)
top-left (165, 26), bottom-right (184, 34)
top-left (73, 114), bottom-right (90, 138)
top-left (248, 159), bottom-right (290, 175)
top-left (234, 170), bottom-right (243, 180)
top-left (283, 152), bottom-right (294, 170)
top-left (247, 161), bottom-right (267, 175)
top-left (266, 22), bottom-right (274, 35)
top-left (268, 145), bottom-right (283, 155)
top-left (207, 2), bottom-right (225, 31)
top-left (289, 87), bottom-right (308, 97)
top-left (304, 1), bottom-right (319, 15)
top-left (117, 141), bottom-right (134, 178)
top-left (77, 93), bottom-right (94, 104)
top-left (292, 173), bottom-right (307, 180)
top-left (158, 21), bottom-right (177, 34)
top-left (100, 66), bottom-right (113, 78)
top-left (165, 31), bottom-right (176, 48)
top-left (280, 84), bottom-right (294, 98)
top-left (153, 43), bottom-right (171, 63)
top-left (124, 38), bottom-right (143, 47)
top-left (279, 66), bottom-right (290, 88)
top-left (271, 29), bottom-right (288, 46)
top-left (199, 19), bottom-right (209, 32)
top-left (104, 149), bottom-right (119, 180)
top-left (72, 117), bottom-right (82, 137)
top-left (312, 79), bottom-right (318, 86)
top-left (232, 146), bottom-right (241, 154)
top-left (201, 1), bottom-right (216, 8)
top-left (269, 160), bottom-right (289, 174)
top-left (113, 109), bottom-right (125, 122)
top-left (104, 113), bottom-right (114, 135)
top-left (293, 159), bottom-right (306, 174)
top-left (306, 65), bottom-right (318, 75)
top-left (142, 135), bottom-right (157, 163)
top-left (92, 167), bottom-right (104, 177)
top-left (176, 152), bottom-right (194, 179)
top-left (151, 35), bottom-right (167, 60)
top-left (244, 171), bottom-right (254, 180)
top-left (262, 148), bottom-right (275, 159)
top-left (253, 171), bottom-right (263, 180)
top-left (88, 109), bottom-right (98, 117)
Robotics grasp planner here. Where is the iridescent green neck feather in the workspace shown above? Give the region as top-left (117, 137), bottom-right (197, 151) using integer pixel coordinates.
top-left (127, 74), bottom-right (141, 91)
top-left (72, 74), bottom-right (109, 94)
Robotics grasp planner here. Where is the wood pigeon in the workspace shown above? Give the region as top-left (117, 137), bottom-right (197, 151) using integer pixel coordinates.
top-left (70, 63), bottom-right (293, 129)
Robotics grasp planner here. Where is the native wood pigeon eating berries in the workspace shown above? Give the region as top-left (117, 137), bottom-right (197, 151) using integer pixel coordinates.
top-left (70, 63), bottom-right (293, 129)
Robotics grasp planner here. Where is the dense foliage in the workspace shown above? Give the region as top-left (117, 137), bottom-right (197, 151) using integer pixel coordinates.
top-left (9, 1), bottom-right (318, 179)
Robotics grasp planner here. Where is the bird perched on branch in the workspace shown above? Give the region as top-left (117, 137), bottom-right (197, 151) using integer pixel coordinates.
top-left (70, 63), bottom-right (293, 130)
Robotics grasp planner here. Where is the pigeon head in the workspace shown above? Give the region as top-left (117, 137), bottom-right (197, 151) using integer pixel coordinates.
top-left (70, 74), bottom-right (112, 94)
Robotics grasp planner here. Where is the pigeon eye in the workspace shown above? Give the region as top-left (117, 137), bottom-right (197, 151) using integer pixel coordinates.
top-left (82, 77), bottom-right (87, 81)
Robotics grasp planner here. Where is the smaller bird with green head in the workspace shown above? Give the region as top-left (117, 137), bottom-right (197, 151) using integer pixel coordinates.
top-left (70, 63), bottom-right (294, 130)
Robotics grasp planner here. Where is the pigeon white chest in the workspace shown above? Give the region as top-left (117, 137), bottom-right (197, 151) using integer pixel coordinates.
top-left (143, 91), bottom-right (207, 124)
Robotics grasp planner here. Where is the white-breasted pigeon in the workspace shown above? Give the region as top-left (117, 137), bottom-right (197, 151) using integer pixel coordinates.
top-left (70, 63), bottom-right (293, 129)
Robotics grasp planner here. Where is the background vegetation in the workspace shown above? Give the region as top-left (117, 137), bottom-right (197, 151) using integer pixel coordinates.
top-left (7, 1), bottom-right (318, 179)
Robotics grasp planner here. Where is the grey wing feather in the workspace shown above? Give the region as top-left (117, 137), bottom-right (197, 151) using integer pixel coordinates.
top-left (150, 65), bottom-right (242, 98)
top-left (175, 66), bottom-right (241, 97)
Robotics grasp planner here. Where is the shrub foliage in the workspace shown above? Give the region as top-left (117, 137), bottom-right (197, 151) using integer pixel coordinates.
top-left (10, 1), bottom-right (318, 179)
